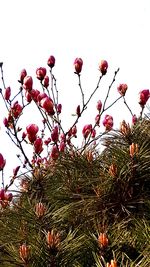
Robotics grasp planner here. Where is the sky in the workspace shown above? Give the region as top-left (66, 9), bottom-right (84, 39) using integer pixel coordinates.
top-left (0, 0), bottom-right (150, 186)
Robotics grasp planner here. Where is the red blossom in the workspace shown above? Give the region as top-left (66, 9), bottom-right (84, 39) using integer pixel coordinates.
top-left (11, 101), bottom-right (22, 119)
top-left (13, 166), bottom-right (20, 177)
top-left (50, 145), bottom-right (59, 160)
top-left (34, 137), bottom-right (43, 154)
top-left (103, 115), bottom-right (113, 131)
top-left (25, 91), bottom-right (32, 103)
top-left (0, 153), bottom-right (6, 171)
top-left (4, 87), bottom-right (11, 101)
top-left (96, 100), bottom-right (102, 112)
top-left (20, 69), bottom-right (27, 83)
top-left (43, 75), bottom-right (49, 88)
top-left (26, 124), bottom-right (39, 143)
top-left (132, 114), bottom-right (138, 125)
top-left (23, 76), bottom-right (33, 91)
top-left (59, 141), bottom-right (66, 152)
top-left (117, 84), bottom-right (128, 96)
top-left (40, 97), bottom-right (55, 115)
top-left (30, 89), bottom-right (40, 102)
top-left (36, 67), bottom-right (47, 81)
top-left (47, 55), bottom-right (55, 68)
top-left (74, 58), bottom-right (83, 74)
top-left (139, 89), bottom-right (149, 106)
top-left (95, 114), bottom-right (100, 125)
top-left (76, 105), bottom-right (81, 117)
top-left (82, 124), bottom-right (92, 139)
top-left (51, 126), bottom-right (59, 143)
top-left (99, 60), bottom-right (108, 75)
top-left (57, 104), bottom-right (62, 114)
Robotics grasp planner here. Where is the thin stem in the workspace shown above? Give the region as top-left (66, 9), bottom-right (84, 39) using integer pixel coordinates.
top-left (104, 95), bottom-right (122, 112)
top-left (78, 74), bottom-right (85, 106)
top-left (102, 68), bottom-right (120, 112)
top-left (123, 96), bottom-right (133, 116)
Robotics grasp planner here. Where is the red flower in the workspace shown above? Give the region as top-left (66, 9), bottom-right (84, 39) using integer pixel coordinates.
top-left (59, 141), bottom-right (65, 152)
top-left (51, 126), bottom-right (59, 143)
top-left (34, 137), bottom-right (43, 154)
top-left (4, 87), bottom-right (11, 101)
top-left (95, 114), bottom-right (100, 125)
top-left (40, 97), bottom-right (55, 115)
top-left (139, 89), bottom-right (149, 106)
top-left (26, 124), bottom-right (39, 143)
top-left (13, 166), bottom-right (20, 177)
top-left (20, 69), bottom-right (27, 83)
top-left (43, 75), bottom-right (49, 88)
top-left (82, 124), bottom-right (92, 139)
top-left (99, 60), bottom-right (108, 75)
top-left (50, 145), bottom-right (59, 160)
top-left (0, 153), bottom-right (6, 171)
top-left (11, 101), bottom-right (22, 119)
top-left (25, 91), bottom-right (32, 103)
top-left (103, 115), bottom-right (113, 131)
top-left (57, 104), bottom-right (62, 114)
top-left (36, 67), bottom-right (47, 81)
top-left (74, 58), bottom-right (83, 74)
top-left (47, 55), bottom-right (55, 68)
top-left (76, 105), bottom-right (81, 117)
top-left (30, 89), bottom-right (40, 102)
top-left (117, 84), bottom-right (128, 96)
top-left (23, 76), bottom-right (33, 91)
top-left (132, 114), bottom-right (137, 125)
top-left (96, 100), bottom-right (102, 112)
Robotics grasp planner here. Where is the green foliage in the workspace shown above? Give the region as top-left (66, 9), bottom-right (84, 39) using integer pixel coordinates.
top-left (0, 118), bottom-right (150, 266)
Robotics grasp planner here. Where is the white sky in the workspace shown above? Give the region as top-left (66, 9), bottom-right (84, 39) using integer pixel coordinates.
top-left (0, 0), bottom-right (150, 185)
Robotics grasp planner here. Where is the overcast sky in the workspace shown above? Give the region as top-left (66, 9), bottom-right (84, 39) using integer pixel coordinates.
top-left (0, 0), bottom-right (150, 185)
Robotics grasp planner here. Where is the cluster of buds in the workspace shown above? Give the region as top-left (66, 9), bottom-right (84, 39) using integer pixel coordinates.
top-left (0, 153), bottom-right (6, 170)
top-left (98, 233), bottom-right (109, 248)
top-left (120, 120), bottom-right (131, 135)
top-left (109, 164), bottom-right (117, 177)
top-left (117, 83), bottom-right (128, 96)
top-left (46, 229), bottom-right (60, 249)
top-left (106, 259), bottom-right (117, 267)
top-left (0, 188), bottom-right (13, 208)
top-left (19, 244), bottom-right (30, 263)
top-left (74, 58), bottom-right (83, 74)
top-left (139, 89), bottom-right (149, 107)
top-left (35, 202), bottom-right (46, 218)
top-left (129, 143), bottom-right (138, 158)
top-left (103, 115), bottom-right (113, 131)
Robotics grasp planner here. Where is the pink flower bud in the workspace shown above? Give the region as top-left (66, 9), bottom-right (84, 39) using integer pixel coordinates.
top-left (25, 91), bottom-right (32, 103)
top-left (59, 141), bottom-right (66, 152)
top-left (82, 124), bottom-right (92, 139)
top-left (4, 87), bottom-right (11, 101)
top-left (91, 128), bottom-right (96, 138)
top-left (76, 105), bottom-right (81, 117)
top-left (22, 132), bottom-right (27, 139)
top-left (44, 137), bottom-right (51, 146)
top-left (43, 75), bottom-right (49, 88)
top-left (71, 125), bottom-right (77, 136)
top-left (23, 76), bottom-right (33, 91)
top-left (26, 124), bottom-right (39, 143)
top-left (47, 55), bottom-right (55, 68)
top-left (30, 89), bottom-right (40, 102)
top-left (3, 117), bottom-right (8, 127)
top-left (13, 166), bottom-right (20, 177)
top-left (11, 101), bottom-right (23, 119)
top-left (0, 188), bottom-right (5, 200)
top-left (139, 89), bottom-right (150, 106)
top-left (51, 126), bottom-right (59, 143)
top-left (99, 60), bottom-right (108, 75)
top-left (57, 104), bottom-right (62, 114)
top-left (95, 114), bottom-right (100, 125)
top-left (36, 67), bottom-right (47, 81)
top-left (41, 97), bottom-right (55, 115)
top-left (74, 58), bottom-right (83, 74)
top-left (34, 137), bottom-right (43, 154)
top-left (50, 145), bottom-right (59, 160)
top-left (37, 93), bottom-right (48, 103)
top-left (132, 114), bottom-right (137, 125)
top-left (103, 115), bottom-right (113, 131)
top-left (5, 192), bottom-right (13, 202)
top-left (96, 100), bottom-right (102, 112)
top-left (117, 84), bottom-right (128, 96)
top-left (20, 69), bottom-right (27, 83)
top-left (0, 153), bottom-right (6, 171)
